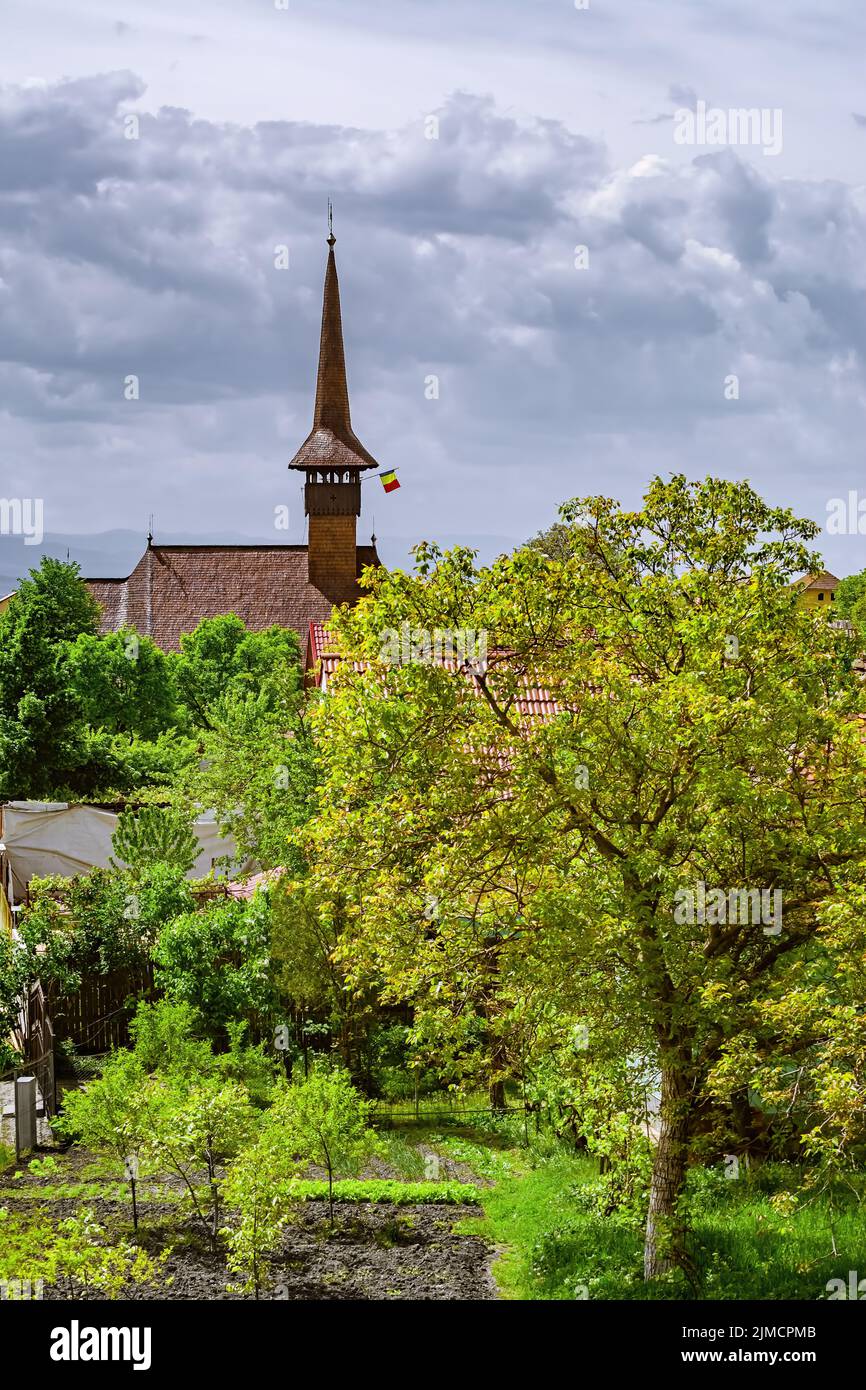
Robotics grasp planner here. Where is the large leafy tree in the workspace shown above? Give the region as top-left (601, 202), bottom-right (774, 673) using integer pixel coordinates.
top-left (295, 476), bottom-right (866, 1282)
top-left (0, 559), bottom-right (193, 798)
top-left (152, 892), bottom-right (276, 1040)
top-left (188, 682), bottom-right (317, 871)
top-left (65, 627), bottom-right (178, 740)
top-left (0, 558), bottom-right (100, 798)
top-left (170, 615), bottom-right (302, 732)
top-left (834, 566), bottom-right (866, 642)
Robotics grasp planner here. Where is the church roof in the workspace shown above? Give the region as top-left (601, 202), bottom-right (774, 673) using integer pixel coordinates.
top-left (86, 543), bottom-right (379, 653)
top-left (288, 234), bottom-right (379, 474)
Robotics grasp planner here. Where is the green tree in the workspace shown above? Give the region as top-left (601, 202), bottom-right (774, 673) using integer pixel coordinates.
top-left (127, 999), bottom-right (216, 1079)
top-left (65, 627), bottom-right (178, 740)
top-left (268, 880), bottom-right (371, 1075)
top-left (0, 558), bottom-right (194, 798)
top-left (59, 1027), bottom-right (257, 1245)
top-left (0, 558), bottom-right (100, 798)
top-left (525, 520), bottom-right (577, 560)
top-left (171, 615), bottom-right (302, 731)
top-left (272, 1069), bottom-right (377, 1222)
top-left (834, 567), bottom-right (866, 642)
top-left (111, 806), bottom-right (199, 876)
top-left (57, 1051), bottom-right (154, 1230)
top-left (22, 864), bottom-right (194, 981)
top-left (833, 568), bottom-right (866, 620)
top-left (0, 932), bottom-right (32, 1070)
top-left (56, 1050), bottom-right (151, 1163)
top-left (152, 892), bottom-right (276, 1040)
top-left (0, 1204), bottom-right (169, 1298)
top-left (221, 1119), bottom-right (299, 1298)
top-left (296, 475), bottom-right (866, 1282)
top-left (144, 1078), bottom-right (258, 1248)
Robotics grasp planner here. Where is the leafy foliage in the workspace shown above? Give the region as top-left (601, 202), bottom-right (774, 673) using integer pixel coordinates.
top-left (0, 558), bottom-right (100, 798)
top-left (57, 1050), bottom-right (154, 1166)
top-left (295, 475), bottom-right (866, 1279)
top-left (144, 1078), bottom-right (258, 1247)
top-left (65, 628), bottom-right (178, 740)
top-left (171, 616), bottom-right (302, 731)
top-left (152, 891), bottom-right (276, 1039)
top-left (0, 1204), bottom-right (169, 1299)
top-left (184, 683), bottom-right (316, 870)
top-left (221, 1068), bottom-right (378, 1294)
top-left (21, 864), bottom-right (194, 983)
top-left (0, 562), bottom-right (301, 801)
top-left (111, 806), bottom-right (199, 875)
top-left (271, 1068), bottom-right (379, 1221)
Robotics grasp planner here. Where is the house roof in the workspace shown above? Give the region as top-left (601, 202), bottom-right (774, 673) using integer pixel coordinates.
top-left (307, 621), bottom-right (566, 719)
top-left (86, 543), bottom-right (379, 653)
top-left (795, 570), bottom-right (840, 591)
top-left (288, 234), bottom-right (379, 474)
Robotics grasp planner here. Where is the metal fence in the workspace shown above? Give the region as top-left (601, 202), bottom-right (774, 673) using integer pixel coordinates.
top-left (369, 1103), bottom-right (524, 1130)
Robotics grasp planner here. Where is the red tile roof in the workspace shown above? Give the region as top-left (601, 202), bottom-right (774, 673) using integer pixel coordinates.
top-left (86, 543), bottom-right (379, 653)
top-left (307, 622), bottom-right (566, 720)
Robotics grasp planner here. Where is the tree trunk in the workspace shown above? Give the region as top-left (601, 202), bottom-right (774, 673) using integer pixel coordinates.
top-left (488, 1077), bottom-right (506, 1110)
top-left (644, 1060), bottom-right (690, 1280)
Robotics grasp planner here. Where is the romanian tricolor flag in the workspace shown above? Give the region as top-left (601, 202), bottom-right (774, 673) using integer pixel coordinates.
top-left (380, 470), bottom-right (400, 493)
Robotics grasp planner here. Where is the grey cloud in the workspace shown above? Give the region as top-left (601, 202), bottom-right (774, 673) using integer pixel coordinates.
top-left (0, 71), bottom-right (864, 564)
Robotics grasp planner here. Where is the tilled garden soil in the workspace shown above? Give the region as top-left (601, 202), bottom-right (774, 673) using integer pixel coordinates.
top-left (3, 1143), bottom-right (499, 1301)
top-left (29, 1197), bottom-right (496, 1301)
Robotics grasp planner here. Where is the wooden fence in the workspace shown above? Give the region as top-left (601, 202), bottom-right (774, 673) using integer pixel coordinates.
top-left (47, 961), bottom-right (157, 1053)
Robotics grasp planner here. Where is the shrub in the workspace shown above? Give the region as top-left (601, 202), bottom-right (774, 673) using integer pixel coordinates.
top-left (222, 1069), bottom-right (379, 1296)
top-left (271, 1069), bottom-right (379, 1222)
top-left (153, 893), bottom-right (276, 1039)
top-left (144, 1078), bottom-right (259, 1248)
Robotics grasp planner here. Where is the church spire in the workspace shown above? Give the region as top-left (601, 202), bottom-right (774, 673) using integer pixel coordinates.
top-left (288, 220), bottom-right (379, 473)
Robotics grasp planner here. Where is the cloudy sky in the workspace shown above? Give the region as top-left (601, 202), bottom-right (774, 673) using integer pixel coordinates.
top-left (2, 0), bottom-right (866, 575)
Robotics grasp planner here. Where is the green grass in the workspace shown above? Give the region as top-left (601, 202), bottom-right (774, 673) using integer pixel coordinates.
top-left (0, 1181), bottom-right (182, 1203)
top-left (465, 1156), bottom-right (866, 1300)
top-left (292, 1179), bottom-right (481, 1205)
top-left (430, 1132), bottom-right (525, 1182)
top-left (459, 1155), bottom-right (596, 1298)
top-left (374, 1132), bottom-right (429, 1179)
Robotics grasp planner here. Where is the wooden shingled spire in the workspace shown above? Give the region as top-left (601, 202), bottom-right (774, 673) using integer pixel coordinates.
top-left (288, 217), bottom-right (379, 473)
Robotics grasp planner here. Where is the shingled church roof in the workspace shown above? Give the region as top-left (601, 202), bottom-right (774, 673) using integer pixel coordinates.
top-left (87, 543), bottom-right (379, 653)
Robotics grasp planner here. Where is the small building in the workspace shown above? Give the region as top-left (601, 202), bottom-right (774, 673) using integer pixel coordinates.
top-left (792, 571), bottom-right (840, 613)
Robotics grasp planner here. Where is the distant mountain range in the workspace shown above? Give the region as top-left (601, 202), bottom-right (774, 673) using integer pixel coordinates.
top-left (0, 530), bottom-right (522, 596)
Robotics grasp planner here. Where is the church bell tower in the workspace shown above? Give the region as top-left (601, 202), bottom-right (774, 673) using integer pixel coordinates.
top-left (288, 215), bottom-right (379, 597)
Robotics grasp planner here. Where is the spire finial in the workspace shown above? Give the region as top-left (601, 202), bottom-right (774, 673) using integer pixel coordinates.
top-left (327, 198), bottom-right (335, 246)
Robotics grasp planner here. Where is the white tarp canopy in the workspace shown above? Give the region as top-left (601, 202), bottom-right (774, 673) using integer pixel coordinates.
top-left (0, 801), bottom-right (242, 901)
